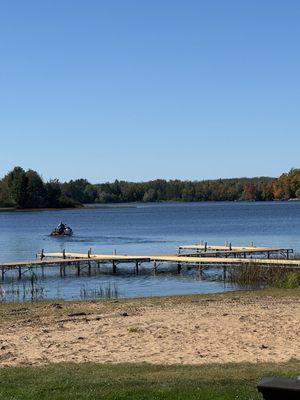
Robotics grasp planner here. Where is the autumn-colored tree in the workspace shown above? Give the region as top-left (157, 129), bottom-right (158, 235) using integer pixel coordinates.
top-left (242, 183), bottom-right (257, 201)
top-left (273, 182), bottom-right (283, 200)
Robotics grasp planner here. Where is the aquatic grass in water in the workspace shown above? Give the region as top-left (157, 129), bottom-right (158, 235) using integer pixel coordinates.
top-left (227, 265), bottom-right (300, 289)
top-left (80, 283), bottom-right (119, 300)
top-left (0, 273), bottom-right (45, 302)
top-left (291, 252), bottom-right (300, 260)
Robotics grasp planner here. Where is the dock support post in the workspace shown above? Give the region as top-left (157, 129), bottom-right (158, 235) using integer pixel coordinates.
top-left (135, 261), bottom-right (139, 275)
top-left (198, 264), bottom-right (203, 278)
top-left (177, 263), bottom-right (181, 274)
top-left (97, 262), bottom-right (100, 270)
top-left (59, 264), bottom-right (63, 277)
top-left (267, 251), bottom-right (270, 259)
top-left (88, 261), bottom-right (91, 275)
top-left (18, 265), bottom-right (22, 279)
top-left (153, 261), bottom-right (157, 274)
top-left (77, 262), bottom-right (80, 276)
top-left (286, 250), bottom-right (289, 260)
top-left (112, 261), bottom-right (117, 274)
top-left (223, 266), bottom-right (227, 281)
top-left (1, 267), bottom-right (4, 281)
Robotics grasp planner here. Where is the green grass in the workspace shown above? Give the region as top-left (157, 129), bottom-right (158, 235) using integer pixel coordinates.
top-left (0, 360), bottom-right (299, 400)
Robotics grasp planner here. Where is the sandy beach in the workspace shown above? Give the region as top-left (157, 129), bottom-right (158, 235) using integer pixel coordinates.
top-left (0, 291), bottom-right (299, 367)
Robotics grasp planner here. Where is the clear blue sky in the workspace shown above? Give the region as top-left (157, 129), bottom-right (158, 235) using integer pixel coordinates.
top-left (1, 1), bottom-right (299, 182)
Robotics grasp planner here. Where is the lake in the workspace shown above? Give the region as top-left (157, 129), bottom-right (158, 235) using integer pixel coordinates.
top-left (0, 201), bottom-right (299, 302)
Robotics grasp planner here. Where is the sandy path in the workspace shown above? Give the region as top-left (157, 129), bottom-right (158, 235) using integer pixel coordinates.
top-left (0, 294), bottom-right (299, 366)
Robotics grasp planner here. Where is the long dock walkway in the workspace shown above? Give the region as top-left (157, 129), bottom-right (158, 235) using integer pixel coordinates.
top-left (42, 252), bottom-right (150, 263)
top-left (0, 243), bottom-right (299, 280)
top-left (177, 244), bottom-right (294, 259)
top-left (152, 255), bottom-right (300, 268)
top-left (0, 257), bottom-right (101, 279)
top-left (41, 251), bottom-right (300, 268)
top-left (0, 252), bottom-right (151, 278)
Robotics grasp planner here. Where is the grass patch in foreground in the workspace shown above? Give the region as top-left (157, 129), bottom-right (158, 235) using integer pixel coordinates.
top-left (0, 360), bottom-right (299, 400)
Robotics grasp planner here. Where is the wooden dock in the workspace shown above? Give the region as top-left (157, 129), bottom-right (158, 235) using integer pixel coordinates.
top-left (42, 251), bottom-right (150, 263)
top-left (177, 244), bottom-right (294, 259)
top-left (152, 255), bottom-right (300, 268)
top-left (0, 252), bottom-right (151, 278)
top-left (0, 243), bottom-right (299, 280)
top-left (0, 257), bottom-right (98, 279)
top-left (41, 250), bottom-right (300, 268)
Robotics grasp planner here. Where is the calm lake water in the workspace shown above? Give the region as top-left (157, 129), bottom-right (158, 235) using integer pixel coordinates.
top-left (0, 201), bottom-right (299, 302)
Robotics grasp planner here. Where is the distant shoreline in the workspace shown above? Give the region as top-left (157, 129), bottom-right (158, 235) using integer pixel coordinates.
top-left (1, 198), bottom-right (300, 212)
top-left (0, 204), bottom-right (137, 212)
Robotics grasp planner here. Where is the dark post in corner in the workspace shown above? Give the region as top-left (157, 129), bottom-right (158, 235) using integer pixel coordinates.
top-left (257, 377), bottom-right (300, 399)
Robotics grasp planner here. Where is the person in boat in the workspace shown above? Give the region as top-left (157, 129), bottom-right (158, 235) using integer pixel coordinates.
top-left (57, 222), bottom-right (66, 234)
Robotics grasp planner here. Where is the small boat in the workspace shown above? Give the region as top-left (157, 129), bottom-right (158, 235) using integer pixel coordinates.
top-left (50, 222), bottom-right (73, 237)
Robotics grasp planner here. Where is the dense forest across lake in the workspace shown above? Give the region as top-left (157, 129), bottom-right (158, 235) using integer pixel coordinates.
top-left (1, 166), bottom-right (300, 209)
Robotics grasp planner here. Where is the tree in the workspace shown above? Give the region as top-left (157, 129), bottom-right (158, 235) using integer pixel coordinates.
top-left (25, 169), bottom-right (47, 208)
top-left (6, 167), bottom-right (28, 208)
top-left (143, 188), bottom-right (156, 202)
top-left (45, 180), bottom-right (62, 208)
top-left (242, 183), bottom-right (256, 201)
top-left (61, 179), bottom-right (92, 203)
top-left (0, 178), bottom-right (13, 207)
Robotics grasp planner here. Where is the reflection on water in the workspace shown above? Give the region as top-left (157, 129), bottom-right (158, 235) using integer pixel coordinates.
top-left (0, 201), bottom-right (300, 302)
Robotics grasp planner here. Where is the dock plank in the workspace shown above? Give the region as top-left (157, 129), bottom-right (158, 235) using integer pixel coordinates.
top-left (178, 245), bottom-right (291, 252)
top-left (152, 255), bottom-right (300, 267)
top-left (43, 252), bottom-right (151, 262)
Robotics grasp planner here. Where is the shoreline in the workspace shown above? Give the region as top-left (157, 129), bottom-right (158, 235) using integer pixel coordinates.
top-left (0, 199), bottom-right (299, 213)
top-left (1, 288), bottom-right (299, 367)
top-left (0, 204), bottom-right (137, 212)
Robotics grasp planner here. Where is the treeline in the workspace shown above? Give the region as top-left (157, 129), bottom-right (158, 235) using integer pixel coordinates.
top-left (0, 167), bottom-right (80, 209)
top-left (1, 166), bottom-right (300, 209)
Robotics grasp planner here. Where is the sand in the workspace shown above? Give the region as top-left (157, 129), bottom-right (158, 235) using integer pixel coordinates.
top-left (0, 292), bottom-right (299, 367)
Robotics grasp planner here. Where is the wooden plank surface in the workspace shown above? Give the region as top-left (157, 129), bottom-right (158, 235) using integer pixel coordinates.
top-left (0, 258), bottom-right (92, 268)
top-left (43, 252), bottom-right (300, 267)
top-left (43, 252), bottom-right (151, 262)
top-left (178, 244), bottom-right (291, 252)
top-left (1, 251), bottom-right (299, 270)
top-left (152, 255), bottom-right (300, 267)
top-left (177, 249), bottom-right (292, 256)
